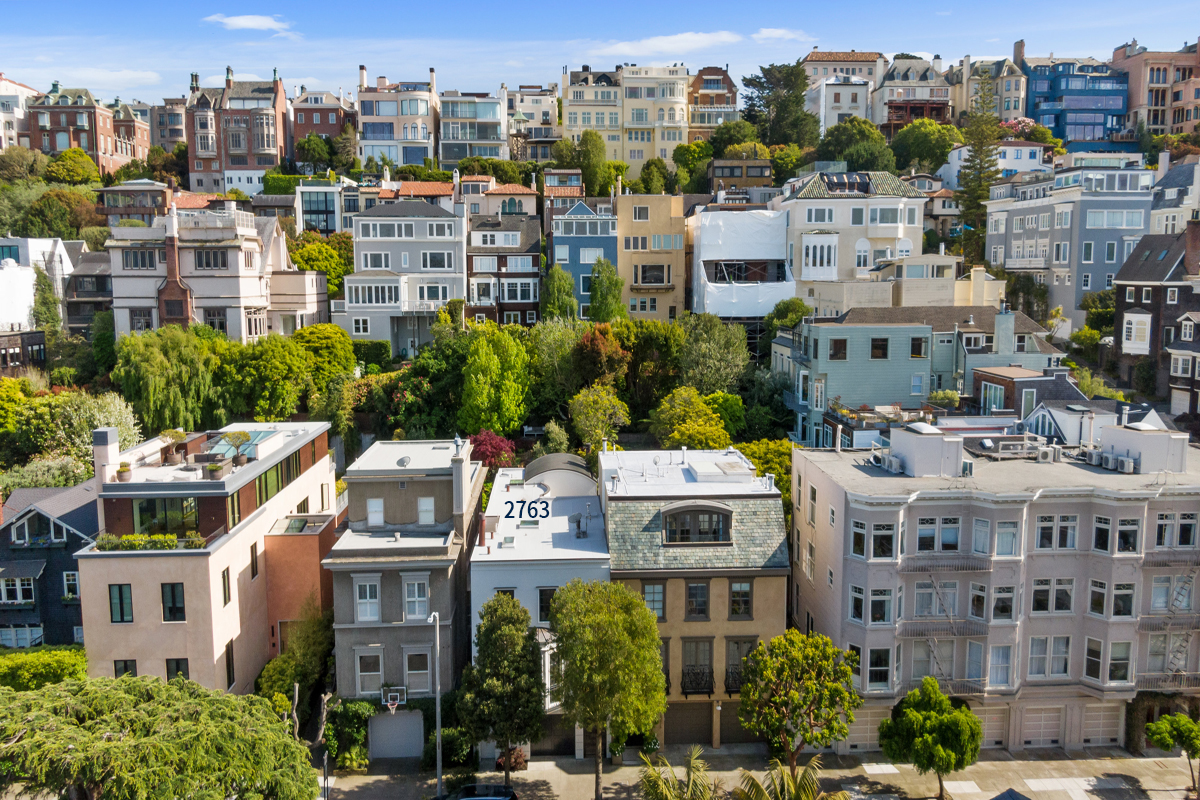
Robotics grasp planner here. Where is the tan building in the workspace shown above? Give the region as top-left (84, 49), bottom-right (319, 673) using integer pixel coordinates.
top-left (687, 66), bottom-right (739, 143)
top-left (615, 192), bottom-right (685, 321)
top-left (800, 48), bottom-right (885, 86)
top-left (708, 158), bottom-right (773, 190)
top-left (563, 65), bottom-right (623, 161)
top-left (946, 57), bottom-right (1028, 123)
top-left (356, 66), bottom-right (439, 168)
top-left (76, 422), bottom-right (338, 691)
top-left (599, 447), bottom-right (788, 747)
top-left (1111, 38), bottom-right (1200, 136)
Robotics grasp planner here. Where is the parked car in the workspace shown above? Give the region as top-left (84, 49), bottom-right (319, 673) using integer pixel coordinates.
top-left (436, 784), bottom-right (518, 800)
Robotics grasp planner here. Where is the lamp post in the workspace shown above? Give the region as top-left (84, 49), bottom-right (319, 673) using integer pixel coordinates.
top-left (427, 611), bottom-right (442, 797)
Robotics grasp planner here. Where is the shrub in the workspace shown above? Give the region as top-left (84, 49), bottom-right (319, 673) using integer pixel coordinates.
top-left (927, 389), bottom-right (961, 409)
top-left (495, 745), bottom-right (527, 772)
top-left (422, 726), bottom-right (474, 770)
top-left (0, 645), bottom-right (87, 690)
top-left (50, 367), bottom-right (77, 387)
top-left (324, 698), bottom-right (377, 769)
top-left (0, 456), bottom-right (90, 496)
top-left (257, 652), bottom-right (302, 702)
top-left (263, 174), bottom-right (304, 195)
top-left (470, 430), bottom-right (516, 470)
top-left (1134, 357), bottom-right (1158, 397)
top-left (352, 340), bottom-right (393, 371)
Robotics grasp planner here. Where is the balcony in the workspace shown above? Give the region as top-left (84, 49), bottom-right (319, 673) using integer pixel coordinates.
top-left (399, 299), bottom-right (448, 314)
top-left (1143, 550), bottom-right (1200, 568)
top-left (1136, 672), bottom-right (1200, 692)
top-left (905, 677), bottom-right (985, 696)
top-left (1004, 257), bottom-right (1047, 271)
top-left (783, 390), bottom-right (808, 413)
top-left (567, 97), bottom-right (620, 106)
top-left (1138, 614), bottom-right (1200, 633)
top-left (896, 619), bottom-right (989, 638)
top-left (680, 666), bottom-right (714, 697)
top-left (724, 665), bottom-right (744, 694)
top-left (898, 553), bottom-right (993, 573)
top-left (690, 107), bottom-right (740, 126)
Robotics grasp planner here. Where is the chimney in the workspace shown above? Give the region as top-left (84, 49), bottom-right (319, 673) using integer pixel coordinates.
top-left (225, 66), bottom-right (233, 88)
top-left (1185, 210), bottom-right (1200, 276)
top-left (293, 85), bottom-right (299, 100)
top-left (429, 67), bottom-right (436, 96)
top-left (452, 438), bottom-right (472, 516)
top-left (157, 205), bottom-right (193, 328)
top-left (93, 427), bottom-right (120, 484)
top-left (376, 76), bottom-right (387, 90)
top-left (190, 73), bottom-right (199, 92)
top-left (680, 446), bottom-right (687, 463)
top-left (1121, 405), bottom-right (1130, 427)
top-left (939, 242), bottom-right (945, 255)
top-left (932, 54), bottom-right (943, 73)
top-left (1156, 150), bottom-right (1171, 184)
top-left (358, 65), bottom-right (367, 90)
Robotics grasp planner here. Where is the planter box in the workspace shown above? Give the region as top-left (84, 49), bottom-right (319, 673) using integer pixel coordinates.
top-left (205, 462), bottom-right (231, 480)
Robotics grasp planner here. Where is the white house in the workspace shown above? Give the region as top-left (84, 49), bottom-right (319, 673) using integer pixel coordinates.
top-left (937, 140), bottom-right (1053, 190)
top-left (0, 73), bottom-right (39, 151)
top-left (0, 237), bottom-right (87, 326)
top-left (804, 75), bottom-right (873, 135)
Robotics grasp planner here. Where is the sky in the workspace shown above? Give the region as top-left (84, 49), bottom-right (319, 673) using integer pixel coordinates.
top-left (2, 0), bottom-right (1197, 103)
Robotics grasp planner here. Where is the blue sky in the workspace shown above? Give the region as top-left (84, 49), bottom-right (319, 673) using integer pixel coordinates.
top-left (2, 1), bottom-right (1196, 102)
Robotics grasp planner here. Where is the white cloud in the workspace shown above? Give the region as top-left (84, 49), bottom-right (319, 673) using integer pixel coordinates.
top-left (202, 72), bottom-right (264, 84)
top-left (203, 14), bottom-right (299, 40)
top-left (751, 28), bottom-right (814, 43)
top-left (590, 31), bottom-right (742, 57)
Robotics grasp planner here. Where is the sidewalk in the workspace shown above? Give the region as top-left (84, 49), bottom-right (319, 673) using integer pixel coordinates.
top-left (330, 745), bottom-right (1198, 800)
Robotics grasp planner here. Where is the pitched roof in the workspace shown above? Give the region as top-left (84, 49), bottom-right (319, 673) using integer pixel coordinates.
top-left (33, 88), bottom-right (98, 106)
top-left (379, 182), bottom-right (454, 198)
top-left (62, 240), bottom-right (87, 266)
top-left (544, 185), bottom-right (585, 198)
top-left (1153, 162), bottom-right (1198, 210)
top-left (801, 51), bottom-right (883, 63)
top-left (173, 192), bottom-right (225, 209)
top-left (359, 200), bottom-right (456, 218)
top-left (829, 305), bottom-right (1048, 335)
top-left (929, 188), bottom-right (956, 198)
top-left (880, 59), bottom-right (951, 87)
top-left (485, 183), bottom-right (538, 196)
top-left (788, 171), bottom-right (928, 200)
top-left (72, 252), bottom-right (111, 275)
top-left (1114, 231), bottom-right (1190, 282)
top-left (3, 488), bottom-right (63, 517)
top-left (461, 175), bottom-right (493, 182)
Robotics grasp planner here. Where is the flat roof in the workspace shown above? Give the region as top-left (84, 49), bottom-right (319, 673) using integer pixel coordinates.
top-left (345, 439), bottom-right (468, 478)
top-left (973, 365), bottom-right (1045, 380)
top-left (475, 468), bottom-right (609, 563)
top-left (598, 448), bottom-right (779, 499)
top-left (323, 526), bottom-right (455, 566)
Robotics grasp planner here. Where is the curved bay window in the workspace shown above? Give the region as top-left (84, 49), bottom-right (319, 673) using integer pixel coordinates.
top-left (663, 501), bottom-right (732, 544)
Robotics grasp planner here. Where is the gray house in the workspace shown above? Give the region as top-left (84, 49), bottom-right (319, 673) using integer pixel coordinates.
top-left (322, 438), bottom-right (486, 759)
top-left (983, 162), bottom-right (1153, 332)
top-left (333, 201), bottom-right (467, 358)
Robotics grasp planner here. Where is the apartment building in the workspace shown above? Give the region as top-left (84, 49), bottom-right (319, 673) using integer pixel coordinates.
top-left (687, 66), bottom-right (739, 143)
top-left (185, 68), bottom-right (291, 195)
top-left (296, 175), bottom-right (358, 235)
top-left (149, 97), bottom-right (187, 151)
top-left (800, 49), bottom-right (884, 86)
top-left (984, 162), bottom-right (1154, 332)
top-left (598, 446), bottom-right (788, 747)
top-left (0, 72), bottom-right (38, 151)
top-left (95, 177), bottom-right (222, 226)
top-left (456, 174), bottom-right (537, 217)
top-left (871, 56), bottom-right (951, 139)
top-left (65, 252), bottom-right (112, 338)
top-left (472, 454), bottom-right (609, 758)
top-left (543, 168), bottom-right (586, 229)
top-left (548, 200), bottom-right (618, 319)
top-left (946, 57), bottom-right (1028, 123)
top-left (335, 201), bottom-right (466, 356)
top-left (806, 75), bottom-right (874, 136)
top-left (1151, 157), bottom-right (1200, 237)
top-left (901, 173), bottom-right (959, 235)
top-left (937, 141), bottom-right (1052, 190)
top-left (616, 193), bottom-right (684, 322)
top-left (293, 87), bottom-right (355, 144)
top-left (77, 422), bottom-right (337, 690)
top-left (506, 83), bottom-right (560, 162)
top-left (1013, 41), bottom-right (1132, 152)
top-left (467, 214), bottom-right (542, 326)
top-left (562, 65), bottom-right (623, 161)
top-left (323, 438), bottom-right (486, 759)
top-left (708, 159), bottom-right (773, 191)
top-left (357, 66), bottom-right (439, 167)
top-left (619, 64), bottom-right (688, 174)
top-left (106, 204), bottom-right (327, 341)
top-left (1111, 38), bottom-right (1200, 136)
top-left (793, 418), bottom-right (1200, 754)
top-left (29, 83), bottom-right (149, 174)
top-left (439, 89), bottom-right (508, 169)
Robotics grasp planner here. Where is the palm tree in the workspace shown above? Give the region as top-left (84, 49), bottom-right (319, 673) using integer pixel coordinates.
top-left (732, 756), bottom-right (849, 800)
top-left (639, 745), bottom-right (724, 800)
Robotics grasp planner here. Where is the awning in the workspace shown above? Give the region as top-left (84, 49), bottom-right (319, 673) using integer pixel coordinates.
top-left (0, 560), bottom-right (46, 580)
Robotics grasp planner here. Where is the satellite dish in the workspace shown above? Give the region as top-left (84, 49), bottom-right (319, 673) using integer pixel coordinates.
top-left (398, 456), bottom-right (411, 467)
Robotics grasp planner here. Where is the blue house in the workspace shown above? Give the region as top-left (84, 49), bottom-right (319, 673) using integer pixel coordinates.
top-left (0, 479), bottom-right (99, 647)
top-left (548, 200), bottom-right (618, 318)
top-left (1013, 40), bottom-right (1134, 152)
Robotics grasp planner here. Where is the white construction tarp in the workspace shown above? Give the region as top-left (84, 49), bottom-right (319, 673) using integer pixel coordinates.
top-left (696, 209), bottom-right (787, 262)
top-left (699, 272), bottom-right (796, 317)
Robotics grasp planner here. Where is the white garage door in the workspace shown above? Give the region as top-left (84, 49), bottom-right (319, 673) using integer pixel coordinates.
top-left (846, 706), bottom-right (891, 752)
top-left (975, 706), bottom-right (1009, 749)
top-left (369, 710), bottom-right (425, 759)
top-left (1172, 389), bottom-right (1191, 416)
top-left (1083, 703), bottom-right (1123, 746)
top-left (1021, 706), bottom-right (1063, 748)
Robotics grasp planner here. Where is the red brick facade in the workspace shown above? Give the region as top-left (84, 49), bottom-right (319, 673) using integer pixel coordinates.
top-left (29, 84), bottom-right (150, 175)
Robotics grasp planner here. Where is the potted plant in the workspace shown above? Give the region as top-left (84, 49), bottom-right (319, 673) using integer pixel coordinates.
top-left (160, 429), bottom-right (187, 464)
top-left (116, 462), bottom-right (132, 482)
top-left (222, 431), bottom-right (252, 466)
top-left (206, 462), bottom-right (230, 480)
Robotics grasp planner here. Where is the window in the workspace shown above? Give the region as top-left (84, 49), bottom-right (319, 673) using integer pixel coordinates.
top-left (914, 640), bottom-right (953, 678)
top-left (806, 541), bottom-right (816, 580)
top-left (910, 337), bottom-right (928, 358)
top-left (969, 583), bottom-right (986, 619)
top-left (1109, 582), bottom-right (1133, 617)
top-left (869, 207), bottom-right (899, 225)
top-left (996, 521), bottom-right (1018, 556)
top-left (166, 658), bottom-right (189, 680)
top-left (992, 586), bottom-right (1014, 621)
top-left (63, 572), bottom-right (79, 599)
top-left (1085, 638), bottom-right (1102, 680)
top-left (404, 578), bottom-right (428, 619)
top-left (418, 496), bottom-right (435, 525)
top-left (686, 583), bottom-right (709, 618)
top-left (849, 585), bottom-right (865, 622)
top-left (730, 581), bottom-right (752, 618)
top-left (967, 641), bottom-right (984, 681)
top-left (221, 568), bottom-right (231, 606)
top-left (1185, 322), bottom-right (1196, 342)
top-left (828, 338), bottom-right (847, 360)
top-left (940, 517), bottom-right (960, 551)
top-left (970, 519), bottom-right (990, 554)
top-left (1152, 575), bottom-right (1173, 611)
top-left (1168, 288), bottom-right (1179, 304)
top-left (356, 580), bottom-right (380, 622)
top-left (225, 640), bottom-right (236, 688)
top-left (1093, 516), bottom-right (1111, 552)
top-left (1053, 578), bottom-right (1074, 612)
top-left (422, 252), bottom-right (452, 270)
top-left (643, 583), bottom-right (664, 620)
top-left (1109, 642), bottom-right (1131, 682)
top-left (357, 652), bottom-right (382, 695)
top-left (989, 645), bottom-right (1011, 686)
top-left (1036, 515), bottom-right (1076, 549)
top-left (872, 524), bottom-right (895, 559)
top-left (1117, 518), bottom-right (1139, 552)
top-left (161, 583), bottom-right (185, 622)
top-left (870, 588), bottom-right (893, 624)
top-left (851, 520), bottom-right (866, 557)
top-left (1157, 513), bottom-right (1177, 547)
top-left (1182, 513), bottom-right (1197, 546)
top-left (114, 660), bottom-right (137, 678)
top-left (250, 542), bottom-right (258, 579)
top-left (109, 584), bottom-right (133, 623)
top-left (1144, 287), bottom-right (1153, 303)
top-left (867, 648), bottom-right (890, 689)
top-left (664, 508), bottom-right (730, 543)
top-left (870, 338), bottom-right (889, 359)
top-left (538, 587), bottom-right (556, 623)
top-left (1106, 241), bottom-right (1117, 263)
top-left (633, 205), bottom-right (649, 221)
top-left (915, 581), bottom-right (956, 617)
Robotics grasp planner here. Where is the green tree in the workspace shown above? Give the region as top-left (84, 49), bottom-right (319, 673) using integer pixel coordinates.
top-left (457, 326), bottom-right (529, 436)
top-left (710, 120), bottom-right (759, 159)
top-left (0, 456), bottom-right (91, 495)
top-left (1069, 326), bottom-right (1102, 359)
top-left (458, 593), bottom-right (546, 786)
top-left (295, 133), bottom-right (332, 172)
top-left (741, 61), bottom-right (820, 148)
top-left (769, 144), bottom-right (807, 187)
top-left (332, 123), bottom-right (359, 170)
top-left (815, 117), bottom-right (886, 162)
top-left (112, 325), bottom-right (227, 432)
top-left (955, 79), bottom-right (1002, 263)
top-left (572, 323), bottom-right (630, 388)
top-left (722, 142), bottom-right (771, 161)
top-left (527, 317), bottom-right (586, 419)
top-left (737, 439), bottom-right (794, 527)
top-left (31, 267), bottom-right (61, 333)
top-left (291, 241), bottom-right (350, 296)
top-left (542, 264), bottom-right (577, 320)
top-left (587, 258), bottom-right (627, 323)
top-left (1080, 289), bottom-right (1115, 332)
top-left (1027, 124), bottom-right (1065, 155)
top-left (679, 313), bottom-right (749, 394)
top-left (550, 579), bottom-right (667, 800)
top-left (291, 323), bottom-right (356, 393)
top-left (1072, 366), bottom-right (1126, 401)
top-left (0, 146), bottom-right (50, 182)
top-left (43, 148), bottom-right (99, 185)
top-left (1146, 713), bottom-right (1200, 792)
top-left (703, 392), bottom-right (745, 438)
top-left (671, 141), bottom-right (713, 174)
top-left (649, 386), bottom-right (729, 449)
top-left (842, 139), bottom-right (896, 172)
top-left (577, 129), bottom-right (609, 196)
top-left (227, 335), bottom-right (310, 422)
top-left (639, 746), bottom-right (724, 800)
top-left (0, 647), bottom-right (87, 691)
top-left (91, 310), bottom-right (117, 373)
top-left (878, 676), bottom-right (982, 800)
top-left (926, 389), bottom-right (960, 409)
top-left (665, 417), bottom-right (731, 449)
top-left (0, 676), bottom-right (319, 800)
top-left (23, 391), bottom-right (141, 469)
top-left (568, 383), bottom-right (630, 452)
top-left (310, 372), bottom-right (361, 459)
top-left (889, 120), bottom-right (962, 171)
top-left (739, 630), bottom-right (863, 777)
top-left (760, 297), bottom-right (812, 357)
top-left (732, 756), bottom-right (847, 800)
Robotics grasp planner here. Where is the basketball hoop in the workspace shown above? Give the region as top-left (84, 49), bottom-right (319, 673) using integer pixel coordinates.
top-left (387, 701), bottom-right (398, 715)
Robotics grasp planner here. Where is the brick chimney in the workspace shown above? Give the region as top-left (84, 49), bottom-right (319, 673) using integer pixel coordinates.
top-left (1186, 210), bottom-right (1200, 276)
top-left (225, 66), bottom-right (233, 89)
top-left (1013, 40), bottom-right (1026, 66)
top-left (157, 207), bottom-right (194, 328)
top-left (190, 72), bottom-right (199, 92)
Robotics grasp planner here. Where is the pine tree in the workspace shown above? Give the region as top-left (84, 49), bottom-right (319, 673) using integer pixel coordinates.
top-left (954, 79), bottom-right (1002, 264)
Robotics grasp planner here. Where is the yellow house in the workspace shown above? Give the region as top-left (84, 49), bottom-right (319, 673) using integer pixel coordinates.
top-left (615, 192), bottom-right (685, 322)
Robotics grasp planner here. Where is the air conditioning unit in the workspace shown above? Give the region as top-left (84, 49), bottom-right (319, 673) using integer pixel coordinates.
top-left (1014, 421), bottom-right (1026, 433)
top-left (961, 460), bottom-right (974, 477)
top-left (1050, 445), bottom-right (1063, 461)
top-left (1036, 447), bottom-right (1054, 463)
top-left (888, 456), bottom-right (903, 474)
top-left (1102, 453), bottom-right (1116, 470)
top-left (1118, 457), bottom-right (1135, 474)
top-left (1086, 449), bottom-right (1104, 466)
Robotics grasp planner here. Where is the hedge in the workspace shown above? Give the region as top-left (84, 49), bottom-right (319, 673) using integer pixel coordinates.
top-left (353, 340), bottom-right (393, 370)
top-left (263, 174), bottom-right (304, 195)
top-left (0, 645), bottom-right (87, 690)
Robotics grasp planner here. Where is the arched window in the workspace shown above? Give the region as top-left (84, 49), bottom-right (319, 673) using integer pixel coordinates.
top-left (855, 238), bottom-right (871, 268)
top-left (402, 124), bottom-right (409, 140)
top-left (898, 238), bottom-right (913, 258)
top-left (516, 200), bottom-right (524, 213)
top-left (421, 123), bottom-right (428, 139)
top-left (658, 108), bottom-right (665, 122)
top-left (668, 107), bottom-right (676, 122)
top-left (662, 500), bottom-right (733, 543)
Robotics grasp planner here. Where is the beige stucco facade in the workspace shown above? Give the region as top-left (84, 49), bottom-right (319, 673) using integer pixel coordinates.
top-left (615, 194), bottom-right (685, 321)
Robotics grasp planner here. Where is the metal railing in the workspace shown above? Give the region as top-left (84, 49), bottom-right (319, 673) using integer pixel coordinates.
top-left (1137, 672), bottom-right (1200, 691)
top-left (906, 677), bottom-right (985, 696)
top-left (724, 665), bottom-right (744, 694)
top-left (1144, 550), bottom-right (1200, 568)
top-left (680, 666), bottom-right (714, 697)
top-left (783, 391), bottom-right (808, 413)
top-left (896, 619), bottom-right (989, 638)
top-left (898, 553), bottom-right (993, 573)
top-left (336, 491), bottom-right (348, 516)
top-left (1138, 614), bottom-right (1200, 633)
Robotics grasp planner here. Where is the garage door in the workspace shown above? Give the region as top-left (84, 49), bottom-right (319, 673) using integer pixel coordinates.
top-left (1021, 706), bottom-right (1063, 748)
top-left (532, 713), bottom-right (576, 756)
top-left (1083, 703), bottom-right (1123, 746)
top-left (846, 706), bottom-right (891, 752)
top-left (720, 704), bottom-right (761, 744)
top-left (369, 710), bottom-right (424, 759)
top-left (664, 702), bottom-right (713, 746)
top-left (1172, 389), bottom-right (1191, 416)
top-left (975, 706), bottom-right (1008, 749)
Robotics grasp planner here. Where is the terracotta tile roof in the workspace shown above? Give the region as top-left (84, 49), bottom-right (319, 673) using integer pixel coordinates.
top-left (379, 182), bottom-right (454, 198)
top-left (173, 192), bottom-right (225, 209)
top-left (485, 183), bottom-right (538, 195)
top-left (544, 185), bottom-right (585, 198)
top-left (929, 188), bottom-right (956, 198)
top-left (461, 175), bottom-right (492, 182)
top-left (801, 51), bottom-right (883, 63)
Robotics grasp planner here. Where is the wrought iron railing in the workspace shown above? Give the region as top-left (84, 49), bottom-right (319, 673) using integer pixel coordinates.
top-left (1137, 672), bottom-right (1200, 691)
top-left (680, 666), bottom-right (714, 697)
top-left (896, 619), bottom-right (988, 638)
top-left (898, 553), bottom-right (992, 573)
top-left (1144, 550), bottom-right (1200, 568)
top-left (725, 665), bottom-right (744, 694)
top-left (906, 677), bottom-right (985, 696)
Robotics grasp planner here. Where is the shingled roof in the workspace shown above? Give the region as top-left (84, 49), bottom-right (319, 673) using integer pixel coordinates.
top-left (787, 171), bottom-right (928, 200)
top-left (1115, 231), bottom-right (1193, 282)
top-left (831, 305), bottom-right (1049, 334)
top-left (800, 51), bottom-right (883, 63)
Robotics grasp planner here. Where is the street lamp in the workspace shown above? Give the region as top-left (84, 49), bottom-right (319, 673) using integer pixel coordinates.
top-left (427, 611), bottom-right (442, 797)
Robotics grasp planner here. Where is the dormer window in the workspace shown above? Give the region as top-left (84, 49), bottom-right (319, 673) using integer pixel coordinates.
top-left (1183, 321), bottom-right (1194, 341)
top-left (663, 501), bottom-right (732, 544)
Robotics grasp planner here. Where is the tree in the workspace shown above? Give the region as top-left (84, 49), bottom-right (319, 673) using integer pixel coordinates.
top-left (31, 267), bottom-right (61, 333)
top-left (43, 148), bottom-right (99, 185)
top-left (741, 61), bottom-right (820, 148)
top-left (610, 318), bottom-right (685, 419)
top-left (842, 140), bottom-right (896, 172)
top-left (332, 124), bottom-right (359, 170)
top-left (665, 416), bottom-right (731, 449)
top-left (550, 579), bottom-right (667, 800)
top-left (291, 323), bottom-right (356, 393)
top-left (760, 297), bottom-right (812, 357)
top-left (458, 326), bottom-right (529, 436)
top-left (710, 120), bottom-right (759, 159)
top-left (704, 392), bottom-right (744, 438)
top-left (0, 456), bottom-right (90, 495)
top-left (587, 258), bottom-right (627, 323)
top-left (112, 325), bottom-right (227, 432)
top-left (0, 676), bottom-right (319, 800)
top-left (91, 310), bottom-right (117, 373)
top-left (671, 141), bottom-right (713, 174)
top-left (24, 391), bottom-right (141, 469)
top-left (1068, 326), bottom-right (1102, 359)
top-left (469, 430), bottom-right (516, 470)
top-left (568, 383), bottom-right (629, 452)
top-left (541, 264), bottom-right (577, 320)
top-left (679, 314), bottom-right (749, 395)
top-left (878, 676), bottom-right (982, 800)
top-left (1072, 366), bottom-right (1126, 401)
top-left (722, 142), bottom-right (771, 161)
top-left (1026, 123), bottom-right (1065, 156)
top-left (291, 241), bottom-right (350, 296)
top-left (576, 130), bottom-right (609, 196)
top-left (227, 335), bottom-right (310, 422)
top-left (1080, 289), bottom-right (1115, 332)
top-left (21, 189), bottom-right (102, 240)
top-left (890, 120), bottom-right (962, 171)
top-left (739, 630), bottom-right (863, 778)
top-left (0, 146), bottom-right (50, 182)
top-left (769, 144), bottom-right (807, 187)
top-left (639, 746), bottom-right (724, 800)
top-left (572, 323), bottom-right (630, 388)
top-left (458, 593), bottom-right (545, 786)
top-left (732, 755), bottom-right (847, 800)
top-left (1147, 713), bottom-right (1200, 792)
top-left (815, 117), bottom-right (886, 162)
top-left (926, 389), bottom-right (960, 409)
top-left (955, 79), bottom-right (1002, 263)
top-left (0, 647), bottom-right (87, 691)
top-left (295, 133), bottom-right (332, 173)
top-left (737, 439), bottom-right (793, 527)
top-left (527, 318), bottom-right (586, 419)
top-left (649, 386), bottom-right (727, 446)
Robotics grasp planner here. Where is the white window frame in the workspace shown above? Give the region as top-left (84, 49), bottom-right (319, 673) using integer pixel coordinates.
top-left (417, 496), bottom-right (435, 525)
top-left (403, 573), bottom-right (430, 621)
top-left (355, 646), bottom-right (384, 696)
top-left (352, 318), bottom-right (370, 335)
top-left (353, 575), bottom-right (381, 623)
